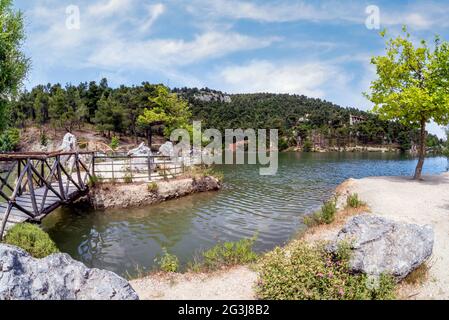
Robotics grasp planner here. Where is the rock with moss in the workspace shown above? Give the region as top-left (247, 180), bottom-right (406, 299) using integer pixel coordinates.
top-left (328, 215), bottom-right (434, 280)
top-left (0, 244), bottom-right (139, 300)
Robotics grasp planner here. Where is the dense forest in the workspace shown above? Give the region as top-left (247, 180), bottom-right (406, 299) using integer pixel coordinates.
top-left (2, 79), bottom-right (443, 152)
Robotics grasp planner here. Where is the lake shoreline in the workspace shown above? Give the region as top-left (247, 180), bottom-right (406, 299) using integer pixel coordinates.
top-left (88, 176), bottom-right (222, 210)
top-left (131, 172), bottom-right (449, 300)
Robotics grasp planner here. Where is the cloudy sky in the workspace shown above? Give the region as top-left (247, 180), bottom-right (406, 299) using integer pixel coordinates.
top-left (14, 0), bottom-right (449, 137)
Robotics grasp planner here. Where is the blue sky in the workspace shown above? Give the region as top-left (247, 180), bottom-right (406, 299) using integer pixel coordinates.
top-left (14, 0), bottom-right (449, 137)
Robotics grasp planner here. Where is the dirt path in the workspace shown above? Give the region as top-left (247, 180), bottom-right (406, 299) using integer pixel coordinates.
top-left (130, 266), bottom-right (258, 300)
top-left (338, 174), bottom-right (449, 299)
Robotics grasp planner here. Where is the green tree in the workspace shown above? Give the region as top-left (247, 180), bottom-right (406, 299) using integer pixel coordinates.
top-left (137, 106), bottom-right (168, 147)
top-left (366, 28), bottom-right (449, 179)
top-left (94, 93), bottom-right (124, 137)
top-left (137, 85), bottom-right (191, 147)
top-left (0, 0), bottom-right (30, 130)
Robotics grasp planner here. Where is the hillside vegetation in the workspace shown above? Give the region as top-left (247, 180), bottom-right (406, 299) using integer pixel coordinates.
top-left (3, 80), bottom-right (443, 152)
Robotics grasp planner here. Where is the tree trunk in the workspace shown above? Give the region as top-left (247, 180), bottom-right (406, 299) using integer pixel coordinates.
top-left (413, 119), bottom-right (427, 180)
top-left (146, 128), bottom-right (152, 148)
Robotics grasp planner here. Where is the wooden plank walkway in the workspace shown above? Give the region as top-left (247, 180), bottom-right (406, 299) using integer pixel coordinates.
top-left (0, 152), bottom-right (95, 238)
top-left (0, 182), bottom-right (84, 231)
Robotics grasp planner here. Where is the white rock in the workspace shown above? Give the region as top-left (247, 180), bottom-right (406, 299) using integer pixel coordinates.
top-left (0, 244), bottom-right (139, 300)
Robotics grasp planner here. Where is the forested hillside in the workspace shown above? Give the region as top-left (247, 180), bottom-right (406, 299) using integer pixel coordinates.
top-left (4, 79), bottom-right (443, 152)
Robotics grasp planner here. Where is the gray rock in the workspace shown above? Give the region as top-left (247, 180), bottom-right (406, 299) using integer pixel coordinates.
top-left (59, 132), bottom-right (77, 152)
top-left (0, 244), bottom-right (139, 300)
top-left (328, 215), bottom-right (433, 280)
top-left (127, 142), bottom-right (152, 157)
top-left (159, 141), bottom-right (174, 157)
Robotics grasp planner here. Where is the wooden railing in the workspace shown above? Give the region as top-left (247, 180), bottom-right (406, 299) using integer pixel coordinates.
top-left (0, 152), bottom-right (95, 239)
top-left (92, 153), bottom-right (186, 183)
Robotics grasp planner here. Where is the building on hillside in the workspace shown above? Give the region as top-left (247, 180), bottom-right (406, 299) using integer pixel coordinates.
top-left (349, 114), bottom-right (365, 126)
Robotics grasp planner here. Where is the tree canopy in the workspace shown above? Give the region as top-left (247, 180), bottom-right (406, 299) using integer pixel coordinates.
top-left (366, 27), bottom-right (449, 179)
top-left (0, 0), bottom-right (29, 131)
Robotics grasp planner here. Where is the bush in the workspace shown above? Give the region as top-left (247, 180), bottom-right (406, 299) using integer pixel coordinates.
top-left (88, 175), bottom-right (100, 187)
top-left (302, 140), bottom-right (313, 152)
top-left (40, 131), bottom-right (48, 147)
top-left (304, 198), bottom-right (337, 227)
top-left (123, 173), bottom-right (133, 184)
top-left (3, 223), bottom-right (59, 258)
top-left (0, 128), bottom-right (20, 152)
top-left (257, 241), bottom-right (396, 300)
top-left (147, 182), bottom-right (158, 192)
top-left (110, 136), bottom-right (119, 151)
top-left (155, 248), bottom-right (179, 272)
top-left (346, 193), bottom-right (365, 209)
top-left (189, 237), bottom-right (259, 272)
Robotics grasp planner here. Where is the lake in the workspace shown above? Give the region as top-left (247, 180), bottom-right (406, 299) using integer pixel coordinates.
top-left (42, 152), bottom-right (448, 276)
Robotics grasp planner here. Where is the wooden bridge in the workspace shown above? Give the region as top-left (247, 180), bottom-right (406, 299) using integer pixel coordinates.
top-left (0, 152), bottom-right (94, 239)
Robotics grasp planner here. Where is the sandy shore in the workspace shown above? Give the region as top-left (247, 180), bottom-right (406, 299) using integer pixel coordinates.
top-left (130, 266), bottom-right (257, 300)
top-left (131, 173), bottom-right (449, 300)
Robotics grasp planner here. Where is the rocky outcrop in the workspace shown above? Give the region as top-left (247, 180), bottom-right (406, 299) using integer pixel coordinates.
top-left (328, 215), bottom-right (434, 281)
top-left (0, 244), bottom-right (139, 300)
top-left (89, 176), bottom-right (221, 209)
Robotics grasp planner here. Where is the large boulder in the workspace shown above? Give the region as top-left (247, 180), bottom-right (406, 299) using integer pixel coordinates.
top-left (328, 215), bottom-right (433, 280)
top-left (59, 132), bottom-right (77, 152)
top-left (159, 141), bottom-right (174, 157)
top-left (127, 142), bottom-right (154, 172)
top-left (0, 244), bottom-right (139, 300)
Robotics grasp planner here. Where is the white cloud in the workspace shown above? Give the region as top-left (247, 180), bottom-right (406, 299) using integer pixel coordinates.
top-left (139, 3), bottom-right (166, 32)
top-left (186, 0), bottom-right (362, 24)
top-left (87, 0), bottom-right (133, 17)
top-left (186, 0), bottom-right (449, 30)
top-left (87, 32), bottom-right (280, 69)
top-left (216, 60), bottom-right (349, 98)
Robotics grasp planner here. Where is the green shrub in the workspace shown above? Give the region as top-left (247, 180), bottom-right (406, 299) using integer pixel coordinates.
top-left (147, 182), bottom-right (158, 192)
top-left (40, 131), bottom-right (48, 147)
top-left (110, 136), bottom-right (119, 151)
top-left (123, 173), bottom-right (133, 184)
top-left (302, 140), bottom-right (313, 152)
top-left (0, 128), bottom-right (20, 152)
top-left (155, 248), bottom-right (179, 272)
top-left (257, 241), bottom-right (396, 300)
top-left (304, 198), bottom-right (337, 226)
top-left (346, 193), bottom-right (365, 209)
top-left (189, 236), bottom-right (259, 272)
top-left (3, 223), bottom-right (59, 258)
top-left (88, 175), bottom-right (100, 187)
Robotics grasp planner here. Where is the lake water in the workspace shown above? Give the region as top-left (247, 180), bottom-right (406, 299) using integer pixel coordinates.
top-left (42, 152), bottom-right (448, 276)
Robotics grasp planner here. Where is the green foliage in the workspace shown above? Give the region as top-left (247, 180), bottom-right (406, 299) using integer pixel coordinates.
top-left (155, 248), bottom-right (179, 273)
top-left (40, 131), bottom-right (48, 147)
top-left (257, 241), bottom-right (396, 300)
top-left (304, 198), bottom-right (337, 227)
top-left (88, 175), bottom-right (100, 187)
top-left (366, 28), bottom-right (449, 178)
top-left (110, 136), bottom-right (120, 150)
top-left (123, 173), bottom-right (133, 184)
top-left (0, 0), bottom-right (30, 130)
top-left (189, 237), bottom-right (258, 272)
top-left (3, 223), bottom-right (59, 258)
top-left (302, 139), bottom-right (313, 152)
top-left (9, 81), bottom-right (443, 153)
top-left (147, 181), bottom-right (159, 192)
top-left (346, 193), bottom-right (365, 209)
top-left (0, 128), bottom-right (20, 151)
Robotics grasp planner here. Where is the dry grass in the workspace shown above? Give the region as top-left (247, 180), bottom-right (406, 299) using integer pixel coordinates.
top-left (301, 204), bottom-right (370, 243)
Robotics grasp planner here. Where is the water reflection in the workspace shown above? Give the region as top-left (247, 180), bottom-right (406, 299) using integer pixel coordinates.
top-left (42, 152), bottom-right (447, 276)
